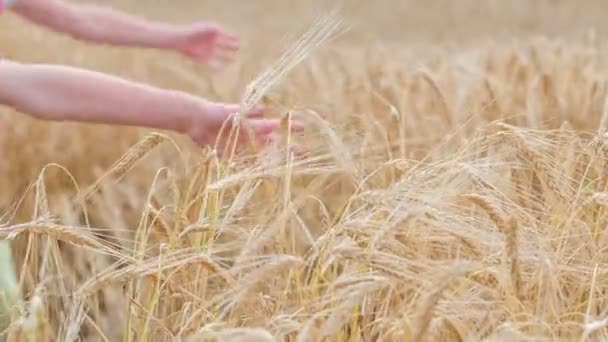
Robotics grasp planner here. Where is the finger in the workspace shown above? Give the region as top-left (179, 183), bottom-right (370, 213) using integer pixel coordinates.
top-left (249, 119), bottom-right (281, 136)
top-left (220, 31), bottom-right (239, 43)
top-left (234, 118), bottom-right (304, 142)
top-left (218, 36), bottom-right (240, 51)
top-left (287, 143), bottom-right (309, 158)
top-left (282, 119), bottom-right (305, 133)
top-left (223, 104), bottom-right (263, 116)
top-left (215, 43), bottom-right (239, 55)
top-left (246, 104), bottom-right (265, 118)
top-left (208, 51), bottom-right (238, 66)
top-left (245, 119), bottom-right (305, 145)
top-left (217, 103), bottom-right (241, 116)
top-left (213, 50), bottom-right (238, 63)
top-left (232, 119), bottom-right (278, 145)
top-left (217, 41), bottom-right (239, 52)
top-left (214, 104), bottom-right (265, 122)
top-left (262, 134), bottom-right (308, 157)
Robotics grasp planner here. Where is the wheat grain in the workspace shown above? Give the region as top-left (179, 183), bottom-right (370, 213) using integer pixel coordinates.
top-left (79, 132), bottom-right (168, 202)
top-left (0, 222), bottom-right (109, 252)
top-left (505, 216), bottom-right (521, 300)
top-left (413, 264), bottom-right (474, 341)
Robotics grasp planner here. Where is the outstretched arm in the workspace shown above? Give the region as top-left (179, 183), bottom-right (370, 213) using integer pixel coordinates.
top-left (9, 0), bottom-right (239, 63)
top-left (0, 59), bottom-right (197, 132)
top-left (0, 60), bottom-right (291, 150)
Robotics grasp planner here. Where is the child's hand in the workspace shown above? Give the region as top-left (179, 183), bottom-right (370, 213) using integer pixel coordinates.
top-left (188, 102), bottom-right (304, 154)
top-left (174, 22), bottom-right (240, 65)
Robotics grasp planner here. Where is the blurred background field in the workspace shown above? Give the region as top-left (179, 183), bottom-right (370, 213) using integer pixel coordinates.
top-left (3, 0), bottom-right (608, 341)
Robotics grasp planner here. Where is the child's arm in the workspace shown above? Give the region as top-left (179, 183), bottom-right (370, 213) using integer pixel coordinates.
top-left (0, 60), bottom-right (289, 148)
top-left (0, 59), bottom-right (196, 133)
top-left (10, 0), bottom-right (239, 63)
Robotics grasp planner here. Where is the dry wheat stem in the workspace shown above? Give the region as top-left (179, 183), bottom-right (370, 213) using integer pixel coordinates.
top-left (0, 222), bottom-right (110, 252)
top-left (79, 132), bottom-right (169, 202)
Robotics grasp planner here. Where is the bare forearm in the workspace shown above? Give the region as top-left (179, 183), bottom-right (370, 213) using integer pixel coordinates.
top-left (12, 0), bottom-right (183, 49)
top-left (0, 60), bottom-right (198, 132)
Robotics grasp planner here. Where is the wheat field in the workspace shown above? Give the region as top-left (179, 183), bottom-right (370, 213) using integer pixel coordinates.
top-left (3, 0), bottom-right (608, 341)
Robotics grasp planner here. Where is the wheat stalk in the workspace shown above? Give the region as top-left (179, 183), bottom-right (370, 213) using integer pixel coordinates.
top-left (413, 264), bottom-right (474, 341)
top-left (79, 132), bottom-right (169, 202)
top-left (0, 222), bottom-right (110, 252)
top-left (462, 194), bottom-right (521, 299)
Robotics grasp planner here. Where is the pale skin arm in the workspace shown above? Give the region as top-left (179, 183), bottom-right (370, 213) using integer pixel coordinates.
top-left (11, 0), bottom-right (185, 49)
top-left (10, 0), bottom-right (239, 63)
top-left (0, 60), bottom-right (296, 150)
top-left (0, 59), bottom-right (197, 133)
